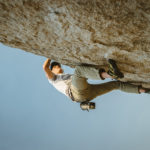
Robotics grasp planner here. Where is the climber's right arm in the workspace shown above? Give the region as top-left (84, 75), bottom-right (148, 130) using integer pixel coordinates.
top-left (43, 58), bottom-right (54, 79)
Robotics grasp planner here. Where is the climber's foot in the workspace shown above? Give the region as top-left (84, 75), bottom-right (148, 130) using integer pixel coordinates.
top-left (144, 89), bottom-right (150, 94)
top-left (139, 87), bottom-right (150, 94)
top-left (101, 72), bottom-right (112, 79)
top-left (107, 59), bottom-right (124, 79)
top-left (139, 88), bottom-right (146, 93)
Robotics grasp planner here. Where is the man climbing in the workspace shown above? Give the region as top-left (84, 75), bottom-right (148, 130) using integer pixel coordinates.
top-left (43, 58), bottom-right (148, 111)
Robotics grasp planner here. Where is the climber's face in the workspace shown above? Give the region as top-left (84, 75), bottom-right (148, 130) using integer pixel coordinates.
top-left (52, 65), bottom-right (64, 74)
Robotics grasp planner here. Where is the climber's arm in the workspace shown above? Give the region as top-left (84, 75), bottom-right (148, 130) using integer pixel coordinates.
top-left (43, 58), bottom-right (54, 79)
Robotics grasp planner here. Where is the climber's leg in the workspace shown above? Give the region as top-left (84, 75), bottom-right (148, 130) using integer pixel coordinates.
top-left (71, 65), bottom-right (109, 91)
top-left (70, 65), bottom-right (112, 102)
top-left (88, 81), bottom-right (140, 100)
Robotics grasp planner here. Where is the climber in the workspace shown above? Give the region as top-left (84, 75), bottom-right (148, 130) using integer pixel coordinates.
top-left (43, 58), bottom-right (148, 111)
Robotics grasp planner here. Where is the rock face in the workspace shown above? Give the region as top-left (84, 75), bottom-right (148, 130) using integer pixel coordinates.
top-left (0, 0), bottom-right (150, 87)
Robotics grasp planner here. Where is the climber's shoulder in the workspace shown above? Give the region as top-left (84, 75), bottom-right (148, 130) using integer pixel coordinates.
top-left (43, 67), bottom-right (55, 79)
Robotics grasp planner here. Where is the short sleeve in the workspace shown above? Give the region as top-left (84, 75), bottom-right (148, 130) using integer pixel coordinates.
top-left (48, 74), bottom-right (57, 81)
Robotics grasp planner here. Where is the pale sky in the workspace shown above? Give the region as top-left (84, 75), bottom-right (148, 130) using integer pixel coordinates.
top-left (0, 43), bottom-right (150, 150)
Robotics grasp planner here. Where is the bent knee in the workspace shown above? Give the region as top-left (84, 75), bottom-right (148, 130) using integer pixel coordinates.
top-left (74, 66), bottom-right (83, 77)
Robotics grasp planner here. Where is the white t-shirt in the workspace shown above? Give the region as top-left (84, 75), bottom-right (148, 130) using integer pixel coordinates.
top-left (48, 73), bottom-right (72, 97)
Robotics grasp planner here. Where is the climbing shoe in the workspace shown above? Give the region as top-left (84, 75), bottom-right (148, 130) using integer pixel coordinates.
top-left (144, 89), bottom-right (150, 94)
top-left (107, 59), bottom-right (124, 79)
top-left (80, 102), bottom-right (96, 111)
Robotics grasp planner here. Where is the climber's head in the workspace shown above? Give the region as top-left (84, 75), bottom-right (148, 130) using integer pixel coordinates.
top-left (50, 61), bottom-right (63, 74)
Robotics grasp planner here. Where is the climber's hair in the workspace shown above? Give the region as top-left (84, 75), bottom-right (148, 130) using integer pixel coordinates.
top-left (50, 61), bottom-right (61, 70)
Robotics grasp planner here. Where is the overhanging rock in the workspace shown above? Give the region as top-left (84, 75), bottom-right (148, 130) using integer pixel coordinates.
top-left (0, 0), bottom-right (150, 87)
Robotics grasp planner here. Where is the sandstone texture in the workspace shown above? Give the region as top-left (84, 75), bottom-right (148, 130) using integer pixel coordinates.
top-left (0, 0), bottom-right (150, 87)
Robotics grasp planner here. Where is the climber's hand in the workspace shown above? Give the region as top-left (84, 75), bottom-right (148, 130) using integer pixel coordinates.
top-left (47, 58), bottom-right (51, 62)
top-left (43, 58), bottom-right (51, 69)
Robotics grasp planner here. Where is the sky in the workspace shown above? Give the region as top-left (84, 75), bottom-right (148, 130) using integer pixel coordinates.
top-left (1, 43), bottom-right (150, 150)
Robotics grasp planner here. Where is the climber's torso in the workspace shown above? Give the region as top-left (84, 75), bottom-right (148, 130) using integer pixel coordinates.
top-left (48, 73), bottom-right (72, 97)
